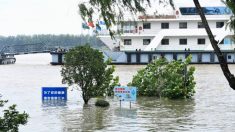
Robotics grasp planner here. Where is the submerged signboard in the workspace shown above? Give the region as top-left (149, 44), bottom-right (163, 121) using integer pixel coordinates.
top-left (42, 87), bottom-right (67, 100)
top-left (114, 86), bottom-right (137, 101)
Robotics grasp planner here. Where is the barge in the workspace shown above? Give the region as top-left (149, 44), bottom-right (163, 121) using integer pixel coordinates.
top-left (0, 53), bottom-right (16, 65)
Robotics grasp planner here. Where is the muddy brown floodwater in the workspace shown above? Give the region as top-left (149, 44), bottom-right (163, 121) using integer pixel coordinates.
top-left (0, 53), bottom-right (235, 132)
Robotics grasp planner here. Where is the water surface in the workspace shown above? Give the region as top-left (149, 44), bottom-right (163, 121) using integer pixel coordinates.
top-left (0, 53), bottom-right (235, 132)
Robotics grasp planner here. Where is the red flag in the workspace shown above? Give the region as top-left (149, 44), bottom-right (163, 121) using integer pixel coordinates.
top-left (88, 22), bottom-right (94, 27)
top-left (87, 18), bottom-right (94, 27)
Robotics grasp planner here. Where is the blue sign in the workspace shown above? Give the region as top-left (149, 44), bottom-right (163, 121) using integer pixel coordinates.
top-left (42, 87), bottom-right (67, 100)
top-left (114, 86), bottom-right (137, 101)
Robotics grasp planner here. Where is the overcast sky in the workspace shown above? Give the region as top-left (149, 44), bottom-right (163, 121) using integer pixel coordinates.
top-left (0, 0), bottom-right (224, 36)
top-left (0, 0), bottom-right (82, 36)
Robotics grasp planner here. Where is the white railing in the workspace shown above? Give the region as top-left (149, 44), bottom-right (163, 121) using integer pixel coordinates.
top-left (178, 15), bottom-right (230, 20)
top-left (219, 44), bottom-right (235, 50)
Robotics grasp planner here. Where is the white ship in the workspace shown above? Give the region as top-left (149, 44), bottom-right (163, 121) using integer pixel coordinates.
top-left (50, 0), bottom-right (235, 65)
top-left (99, 0), bottom-right (235, 64)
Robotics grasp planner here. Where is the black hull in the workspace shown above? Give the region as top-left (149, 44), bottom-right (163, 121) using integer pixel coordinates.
top-left (50, 50), bottom-right (235, 65)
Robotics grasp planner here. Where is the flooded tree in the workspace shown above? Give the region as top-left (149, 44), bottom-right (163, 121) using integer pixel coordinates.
top-left (129, 56), bottom-right (196, 99)
top-left (78, 0), bottom-right (235, 89)
top-left (61, 45), bottom-right (117, 104)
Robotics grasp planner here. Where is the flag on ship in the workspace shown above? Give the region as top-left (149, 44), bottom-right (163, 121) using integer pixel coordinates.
top-left (82, 23), bottom-right (89, 29)
top-left (96, 24), bottom-right (101, 31)
top-left (99, 21), bottom-right (106, 25)
top-left (87, 18), bottom-right (95, 28)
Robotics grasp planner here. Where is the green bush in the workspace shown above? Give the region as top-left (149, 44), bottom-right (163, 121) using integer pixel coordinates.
top-left (106, 76), bottom-right (120, 96)
top-left (129, 56), bottom-right (196, 99)
top-left (95, 99), bottom-right (110, 107)
top-left (61, 45), bottom-right (119, 104)
top-left (0, 100), bottom-right (29, 132)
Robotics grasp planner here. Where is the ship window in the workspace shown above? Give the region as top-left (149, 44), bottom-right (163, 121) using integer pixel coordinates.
top-left (179, 39), bottom-right (187, 45)
top-left (179, 22), bottom-right (187, 29)
top-left (124, 39), bottom-right (132, 45)
top-left (228, 55), bottom-right (231, 59)
top-left (224, 38), bottom-right (233, 44)
top-left (216, 22), bottom-right (224, 28)
top-left (198, 38), bottom-right (205, 45)
top-left (143, 23), bottom-right (151, 29)
top-left (122, 21), bottom-right (137, 33)
top-left (143, 39), bottom-right (151, 45)
top-left (161, 39), bottom-right (169, 45)
top-left (198, 22), bottom-right (204, 28)
top-left (161, 23), bottom-right (169, 29)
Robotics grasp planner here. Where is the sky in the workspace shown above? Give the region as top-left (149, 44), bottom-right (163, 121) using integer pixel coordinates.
top-left (0, 0), bottom-right (224, 37)
top-left (0, 0), bottom-right (82, 36)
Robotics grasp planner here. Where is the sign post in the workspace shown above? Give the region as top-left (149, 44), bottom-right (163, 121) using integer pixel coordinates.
top-left (42, 87), bottom-right (67, 101)
top-left (113, 86), bottom-right (137, 109)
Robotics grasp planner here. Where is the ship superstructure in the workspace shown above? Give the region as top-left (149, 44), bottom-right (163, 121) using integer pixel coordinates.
top-left (99, 0), bottom-right (235, 64)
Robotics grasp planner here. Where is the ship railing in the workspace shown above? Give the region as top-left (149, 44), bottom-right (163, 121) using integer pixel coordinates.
top-left (219, 44), bottom-right (235, 50)
top-left (138, 15), bottom-right (176, 19)
top-left (98, 29), bottom-right (139, 36)
top-left (178, 14), bottom-right (230, 19)
top-left (98, 30), bottom-right (112, 36)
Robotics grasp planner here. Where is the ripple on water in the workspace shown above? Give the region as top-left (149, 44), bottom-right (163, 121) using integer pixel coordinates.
top-left (1, 54), bottom-right (235, 131)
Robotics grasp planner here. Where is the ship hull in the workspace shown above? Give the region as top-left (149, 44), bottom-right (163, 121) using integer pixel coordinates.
top-left (0, 54), bottom-right (16, 65)
top-left (50, 50), bottom-right (235, 65)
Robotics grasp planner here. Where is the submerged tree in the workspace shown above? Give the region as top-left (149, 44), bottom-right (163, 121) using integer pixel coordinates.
top-left (79, 0), bottom-right (235, 89)
top-left (129, 56), bottom-right (196, 99)
top-left (61, 45), bottom-right (118, 104)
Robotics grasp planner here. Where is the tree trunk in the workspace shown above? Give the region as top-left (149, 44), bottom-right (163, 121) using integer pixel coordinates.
top-left (82, 92), bottom-right (89, 104)
top-left (193, 0), bottom-right (235, 89)
top-left (82, 87), bottom-right (89, 104)
top-left (84, 99), bottom-right (89, 104)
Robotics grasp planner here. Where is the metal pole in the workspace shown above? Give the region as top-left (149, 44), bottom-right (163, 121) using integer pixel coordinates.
top-left (184, 64), bottom-right (187, 89)
top-left (184, 49), bottom-right (188, 89)
top-left (120, 100), bottom-right (121, 108)
top-left (130, 101), bottom-right (131, 109)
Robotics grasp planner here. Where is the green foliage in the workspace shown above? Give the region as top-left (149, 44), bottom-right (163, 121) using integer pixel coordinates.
top-left (97, 61), bottom-right (119, 97)
top-left (222, 0), bottom-right (235, 34)
top-left (0, 100), bottom-right (29, 132)
top-left (79, 0), bottom-right (174, 37)
top-left (106, 76), bottom-right (120, 96)
top-left (0, 100), bottom-right (7, 107)
top-left (78, 0), bottom-right (148, 37)
top-left (129, 56), bottom-right (196, 99)
top-left (61, 45), bottom-right (119, 104)
top-left (95, 99), bottom-right (110, 107)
